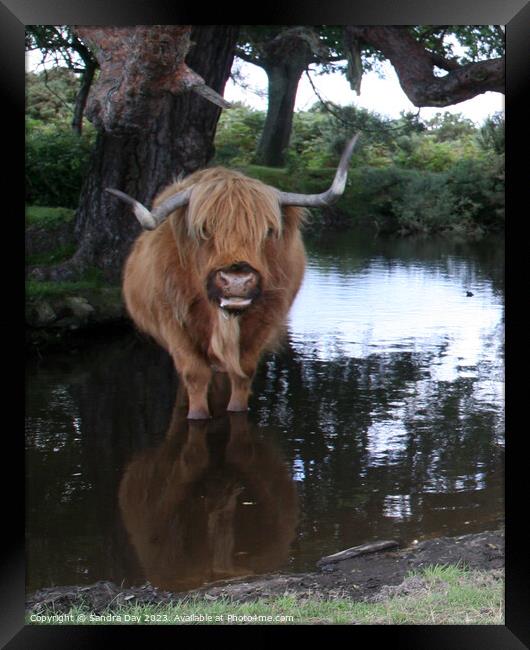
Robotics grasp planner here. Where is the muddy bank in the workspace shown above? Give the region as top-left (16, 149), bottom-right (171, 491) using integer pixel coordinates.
top-left (26, 528), bottom-right (504, 614)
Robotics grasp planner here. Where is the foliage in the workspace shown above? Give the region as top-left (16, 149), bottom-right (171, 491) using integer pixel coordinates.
top-left (26, 119), bottom-right (96, 208)
top-left (422, 111), bottom-right (477, 141)
top-left (26, 76), bottom-right (504, 237)
top-left (25, 205), bottom-right (75, 228)
top-left (355, 155), bottom-right (504, 236)
top-left (393, 134), bottom-right (473, 172)
top-left (233, 165), bottom-right (293, 190)
top-left (476, 111), bottom-right (505, 155)
top-left (395, 171), bottom-right (464, 233)
top-left (213, 103), bottom-right (265, 165)
top-left (411, 25), bottom-right (504, 64)
top-left (26, 69), bottom-right (80, 123)
top-left (288, 104), bottom-right (394, 169)
top-left (446, 155), bottom-right (505, 228)
top-left (212, 101), bottom-right (504, 236)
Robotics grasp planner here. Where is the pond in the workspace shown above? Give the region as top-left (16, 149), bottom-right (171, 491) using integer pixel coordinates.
top-left (26, 230), bottom-right (504, 594)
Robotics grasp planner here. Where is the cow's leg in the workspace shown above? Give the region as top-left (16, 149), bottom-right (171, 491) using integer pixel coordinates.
top-left (226, 319), bottom-right (282, 412)
top-left (163, 340), bottom-right (211, 419)
top-left (180, 358), bottom-right (212, 419)
top-left (227, 354), bottom-right (257, 412)
top-left (159, 319), bottom-right (213, 419)
top-left (227, 372), bottom-right (252, 412)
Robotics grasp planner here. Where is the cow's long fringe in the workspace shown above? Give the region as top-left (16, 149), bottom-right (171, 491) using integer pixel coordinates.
top-left (186, 168), bottom-right (282, 246)
top-left (161, 168), bottom-right (286, 277)
top-left (210, 310), bottom-right (246, 378)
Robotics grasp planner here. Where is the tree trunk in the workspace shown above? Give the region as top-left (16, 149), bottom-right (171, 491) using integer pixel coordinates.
top-left (71, 59), bottom-right (96, 135)
top-left (250, 27), bottom-right (324, 168)
top-left (255, 63), bottom-right (304, 167)
top-left (35, 25), bottom-right (238, 283)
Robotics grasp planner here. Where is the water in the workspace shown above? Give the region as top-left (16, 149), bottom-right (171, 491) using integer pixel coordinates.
top-left (26, 231), bottom-right (504, 593)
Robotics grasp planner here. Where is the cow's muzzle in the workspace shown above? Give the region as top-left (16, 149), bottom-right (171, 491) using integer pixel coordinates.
top-left (207, 263), bottom-right (261, 312)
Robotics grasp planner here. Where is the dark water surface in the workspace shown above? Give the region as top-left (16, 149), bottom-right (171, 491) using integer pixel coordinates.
top-left (26, 231), bottom-right (504, 593)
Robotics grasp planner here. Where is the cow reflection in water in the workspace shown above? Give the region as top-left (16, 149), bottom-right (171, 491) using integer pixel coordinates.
top-left (118, 376), bottom-right (299, 591)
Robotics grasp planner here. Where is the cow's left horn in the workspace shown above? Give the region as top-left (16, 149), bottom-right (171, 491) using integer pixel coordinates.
top-left (105, 186), bottom-right (193, 230)
top-left (276, 133), bottom-right (360, 207)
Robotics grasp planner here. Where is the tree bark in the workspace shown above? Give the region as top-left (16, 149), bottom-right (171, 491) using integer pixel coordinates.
top-left (345, 26), bottom-right (504, 107)
top-left (34, 25), bottom-right (239, 283)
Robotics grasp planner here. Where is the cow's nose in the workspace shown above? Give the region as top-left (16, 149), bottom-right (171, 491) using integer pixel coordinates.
top-left (218, 270), bottom-right (257, 294)
top-left (207, 263), bottom-right (261, 311)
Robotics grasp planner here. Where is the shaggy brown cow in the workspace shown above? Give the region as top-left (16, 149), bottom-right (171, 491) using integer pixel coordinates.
top-left (107, 134), bottom-right (359, 418)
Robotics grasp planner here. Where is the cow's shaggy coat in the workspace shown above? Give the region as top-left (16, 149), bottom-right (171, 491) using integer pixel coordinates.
top-left (123, 167), bottom-right (306, 418)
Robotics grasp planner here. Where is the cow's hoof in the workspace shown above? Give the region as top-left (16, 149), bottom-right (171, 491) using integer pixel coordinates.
top-left (226, 402), bottom-right (249, 413)
top-left (187, 409), bottom-right (211, 420)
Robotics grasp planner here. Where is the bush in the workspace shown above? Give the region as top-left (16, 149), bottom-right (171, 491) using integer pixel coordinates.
top-left (354, 166), bottom-right (415, 230)
top-left (25, 205), bottom-right (75, 228)
top-left (26, 69), bottom-right (79, 124)
top-left (476, 112), bottom-right (504, 155)
top-left (352, 158), bottom-right (504, 235)
top-left (446, 156), bottom-right (504, 229)
top-left (392, 134), bottom-right (481, 172)
top-left (395, 172), bottom-right (462, 234)
top-left (25, 123), bottom-right (96, 208)
top-left (213, 104), bottom-right (265, 166)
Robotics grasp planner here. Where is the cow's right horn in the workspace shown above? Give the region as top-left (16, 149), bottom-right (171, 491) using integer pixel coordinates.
top-left (105, 186), bottom-right (193, 230)
top-left (276, 133), bottom-right (360, 208)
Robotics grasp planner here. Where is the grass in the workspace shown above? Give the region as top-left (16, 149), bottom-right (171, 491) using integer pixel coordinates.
top-left (26, 269), bottom-right (106, 299)
top-left (26, 565), bottom-right (503, 626)
top-left (25, 205), bottom-right (75, 228)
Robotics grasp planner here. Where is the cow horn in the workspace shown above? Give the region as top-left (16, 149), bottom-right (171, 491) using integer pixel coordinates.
top-left (276, 133), bottom-right (360, 207)
top-left (105, 186), bottom-right (193, 230)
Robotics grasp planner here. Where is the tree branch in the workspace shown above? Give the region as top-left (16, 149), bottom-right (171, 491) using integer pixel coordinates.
top-left (429, 52), bottom-right (461, 72)
top-left (345, 25), bottom-right (504, 107)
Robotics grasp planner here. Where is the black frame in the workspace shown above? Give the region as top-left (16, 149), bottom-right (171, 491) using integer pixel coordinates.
top-left (12, 0), bottom-right (525, 646)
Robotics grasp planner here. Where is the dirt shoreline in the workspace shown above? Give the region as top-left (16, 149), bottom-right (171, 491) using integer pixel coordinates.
top-left (26, 528), bottom-right (504, 614)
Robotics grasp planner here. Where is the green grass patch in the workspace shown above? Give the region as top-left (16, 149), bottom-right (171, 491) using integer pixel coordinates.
top-left (26, 566), bottom-right (503, 626)
top-left (26, 269), bottom-right (106, 299)
top-left (26, 205), bottom-right (75, 228)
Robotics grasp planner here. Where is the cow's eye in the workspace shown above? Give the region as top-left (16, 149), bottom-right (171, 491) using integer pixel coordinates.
top-left (267, 228), bottom-right (275, 238)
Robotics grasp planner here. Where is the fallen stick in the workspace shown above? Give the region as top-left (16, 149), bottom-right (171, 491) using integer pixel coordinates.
top-left (317, 540), bottom-right (400, 567)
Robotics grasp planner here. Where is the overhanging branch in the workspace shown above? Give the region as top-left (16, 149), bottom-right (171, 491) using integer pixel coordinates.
top-left (345, 26), bottom-right (504, 107)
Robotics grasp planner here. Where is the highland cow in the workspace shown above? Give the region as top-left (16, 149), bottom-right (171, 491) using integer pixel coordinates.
top-left (107, 134), bottom-right (359, 418)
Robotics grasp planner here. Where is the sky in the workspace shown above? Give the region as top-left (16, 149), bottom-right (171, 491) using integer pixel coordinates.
top-left (225, 58), bottom-right (504, 126)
